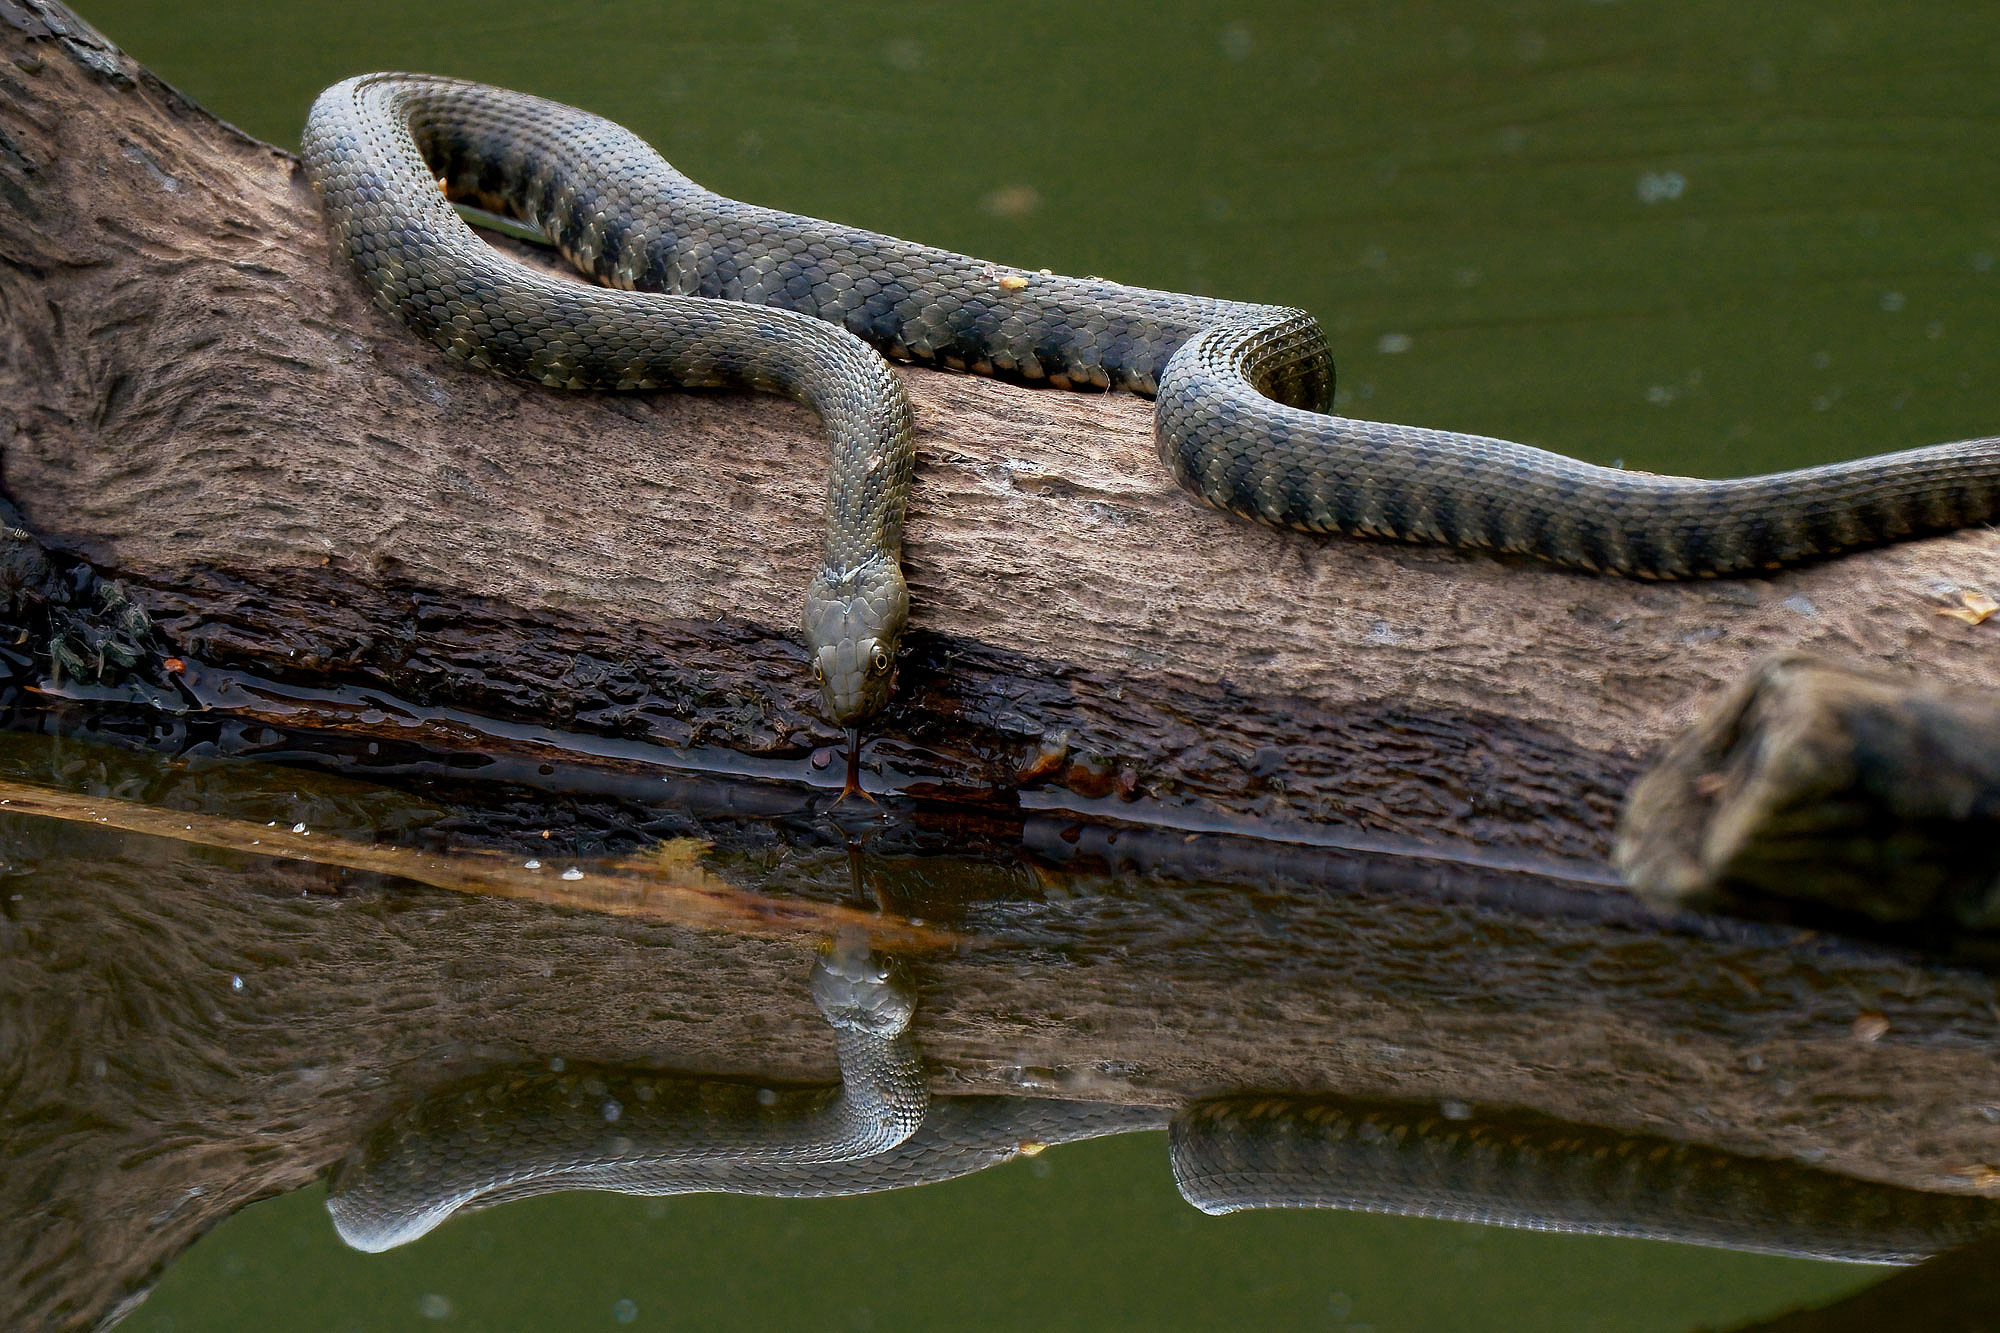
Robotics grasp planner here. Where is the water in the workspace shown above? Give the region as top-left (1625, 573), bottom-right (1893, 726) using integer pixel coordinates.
top-left (97, 0), bottom-right (2000, 482)
top-left (14, 0), bottom-right (2000, 1327)
top-left (8, 715), bottom-right (1981, 1330)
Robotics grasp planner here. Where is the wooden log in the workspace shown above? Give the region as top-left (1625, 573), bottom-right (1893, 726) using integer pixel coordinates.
top-left (1616, 652), bottom-right (2000, 929)
top-left (3, 1), bottom-right (1999, 867)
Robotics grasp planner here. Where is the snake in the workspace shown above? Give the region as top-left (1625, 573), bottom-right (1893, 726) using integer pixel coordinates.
top-left (301, 74), bottom-right (2000, 728)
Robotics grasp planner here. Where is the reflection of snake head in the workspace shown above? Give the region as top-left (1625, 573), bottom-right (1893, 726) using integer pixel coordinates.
top-left (802, 555), bottom-right (907, 726)
top-left (811, 939), bottom-right (916, 1037)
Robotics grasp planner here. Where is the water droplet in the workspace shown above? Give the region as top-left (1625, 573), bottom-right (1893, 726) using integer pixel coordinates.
top-left (1880, 291), bottom-right (1906, 312)
top-left (230, 976), bottom-right (244, 992)
top-left (978, 184), bottom-right (1040, 219)
top-left (1636, 170), bottom-right (1686, 204)
top-left (1375, 332), bottom-right (1412, 355)
top-left (561, 868), bottom-right (583, 881)
top-left (291, 823), bottom-right (306, 834)
top-left (523, 859), bottom-right (541, 870)
top-left (601, 1098), bottom-right (623, 1123)
top-left (418, 1293), bottom-right (452, 1320)
top-left (613, 1300), bottom-right (639, 1324)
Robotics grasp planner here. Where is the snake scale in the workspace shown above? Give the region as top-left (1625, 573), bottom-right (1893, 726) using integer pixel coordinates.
top-left (302, 74), bottom-right (2000, 727)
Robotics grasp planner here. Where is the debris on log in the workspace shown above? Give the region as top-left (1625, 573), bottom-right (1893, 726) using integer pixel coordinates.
top-left (1617, 652), bottom-right (2000, 930)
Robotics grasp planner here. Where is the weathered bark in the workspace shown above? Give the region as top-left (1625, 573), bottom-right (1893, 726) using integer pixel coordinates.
top-left (1619, 654), bottom-right (2000, 929)
top-left (3, 2), bottom-right (1999, 867)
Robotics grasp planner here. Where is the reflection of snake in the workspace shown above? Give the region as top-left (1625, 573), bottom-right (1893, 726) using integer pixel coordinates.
top-left (332, 1086), bottom-right (1169, 1252)
top-left (327, 942), bottom-right (927, 1252)
top-left (302, 75), bottom-right (2000, 725)
top-left (1172, 1096), bottom-right (2000, 1265)
top-left (331, 1033), bottom-right (1999, 1266)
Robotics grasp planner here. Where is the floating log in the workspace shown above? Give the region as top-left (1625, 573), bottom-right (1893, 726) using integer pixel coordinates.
top-left (6, 8), bottom-right (2000, 1329)
top-left (2, 1), bottom-right (1999, 868)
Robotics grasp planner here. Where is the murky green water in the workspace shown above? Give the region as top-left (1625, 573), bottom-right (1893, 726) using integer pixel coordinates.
top-left (27, 0), bottom-right (2000, 1327)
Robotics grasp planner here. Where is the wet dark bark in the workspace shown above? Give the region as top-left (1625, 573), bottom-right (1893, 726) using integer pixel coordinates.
top-left (1618, 653), bottom-right (2000, 930)
top-left (3, 1), bottom-right (2000, 868)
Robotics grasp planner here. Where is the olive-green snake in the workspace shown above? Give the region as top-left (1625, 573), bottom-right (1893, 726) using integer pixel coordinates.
top-left (302, 75), bottom-right (2000, 725)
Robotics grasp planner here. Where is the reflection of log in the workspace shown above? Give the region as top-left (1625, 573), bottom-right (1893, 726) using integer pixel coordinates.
top-left (1617, 654), bottom-right (2000, 928)
top-left (5, 2), bottom-right (2000, 864)
top-left (1726, 1231), bottom-right (2000, 1332)
top-left (7, 734), bottom-right (2000, 1328)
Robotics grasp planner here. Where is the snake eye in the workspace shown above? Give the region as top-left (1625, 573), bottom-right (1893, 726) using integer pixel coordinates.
top-left (811, 661), bottom-right (825, 684)
top-left (870, 648), bottom-right (891, 674)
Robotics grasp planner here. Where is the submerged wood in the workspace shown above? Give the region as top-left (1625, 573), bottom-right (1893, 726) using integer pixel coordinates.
top-left (0, 774), bottom-right (960, 949)
top-left (3, 2), bottom-right (2000, 864)
top-left (1617, 653), bottom-right (2000, 929)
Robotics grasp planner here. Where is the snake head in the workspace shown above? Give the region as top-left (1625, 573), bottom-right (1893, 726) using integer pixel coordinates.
top-left (802, 556), bottom-right (907, 726)
top-left (811, 940), bottom-right (917, 1037)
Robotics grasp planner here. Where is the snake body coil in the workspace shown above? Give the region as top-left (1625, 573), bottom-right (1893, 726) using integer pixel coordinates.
top-left (304, 75), bottom-right (2000, 723)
